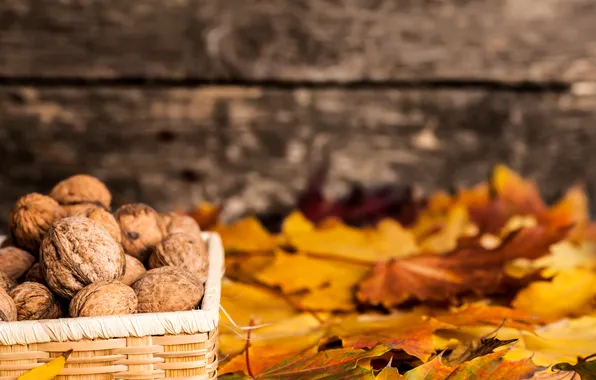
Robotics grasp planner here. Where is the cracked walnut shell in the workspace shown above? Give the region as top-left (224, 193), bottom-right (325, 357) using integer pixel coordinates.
top-left (70, 281), bottom-right (137, 317)
top-left (9, 193), bottom-right (65, 254)
top-left (40, 216), bottom-right (126, 299)
top-left (0, 246), bottom-right (35, 280)
top-left (115, 204), bottom-right (166, 262)
top-left (132, 266), bottom-right (205, 313)
top-left (50, 174), bottom-right (112, 210)
top-left (10, 282), bottom-right (62, 321)
top-left (0, 288), bottom-right (16, 322)
top-left (148, 232), bottom-right (209, 284)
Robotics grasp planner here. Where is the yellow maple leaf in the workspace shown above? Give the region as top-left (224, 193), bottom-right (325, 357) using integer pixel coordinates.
top-left (213, 216), bottom-right (276, 252)
top-left (285, 218), bottom-right (418, 263)
top-left (255, 250), bottom-right (369, 311)
top-left (411, 203), bottom-right (478, 254)
top-left (512, 268), bottom-right (596, 321)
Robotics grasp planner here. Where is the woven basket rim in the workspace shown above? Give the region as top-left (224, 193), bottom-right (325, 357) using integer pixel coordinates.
top-left (0, 232), bottom-right (223, 346)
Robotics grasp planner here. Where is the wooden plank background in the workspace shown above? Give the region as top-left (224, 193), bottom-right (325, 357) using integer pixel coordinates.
top-left (1, 0), bottom-right (596, 227)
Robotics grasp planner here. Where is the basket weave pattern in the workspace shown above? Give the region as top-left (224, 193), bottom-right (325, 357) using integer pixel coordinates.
top-left (0, 233), bottom-right (223, 380)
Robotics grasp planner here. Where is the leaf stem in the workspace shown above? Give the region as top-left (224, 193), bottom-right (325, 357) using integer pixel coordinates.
top-left (246, 318), bottom-right (256, 379)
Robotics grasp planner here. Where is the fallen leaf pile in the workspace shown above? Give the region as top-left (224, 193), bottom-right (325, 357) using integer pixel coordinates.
top-left (189, 165), bottom-right (596, 379)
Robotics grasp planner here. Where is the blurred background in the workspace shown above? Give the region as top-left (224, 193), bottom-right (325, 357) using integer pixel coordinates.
top-left (1, 0), bottom-right (596, 227)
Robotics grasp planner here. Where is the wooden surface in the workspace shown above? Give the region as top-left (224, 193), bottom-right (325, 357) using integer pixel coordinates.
top-left (1, 86), bottom-right (596, 228)
top-left (1, 0), bottom-right (596, 82)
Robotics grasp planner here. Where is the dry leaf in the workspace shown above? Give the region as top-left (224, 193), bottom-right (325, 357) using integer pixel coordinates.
top-left (253, 345), bottom-right (394, 379)
top-left (285, 218), bottom-right (418, 263)
top-left (357, 226), bottom-right (570, 307)
top-left (255, 250), bottom-right (369, 311)
top-left (189, 202), bottom-right (222, 230)
top-left (327, 312), bottom-right (453, 362)
top-left (512, 269), bottom-right (596, 321)
top-left (403, 350), bottom-right (541, 380)
top-left (376, 367), bottom-right (404, 380)
top-left (219, 313), bottom-right (327, 377)
top-left (412, 204), bottom-right (477, 254)
top-left (214, 217), bottom-right (276, 253)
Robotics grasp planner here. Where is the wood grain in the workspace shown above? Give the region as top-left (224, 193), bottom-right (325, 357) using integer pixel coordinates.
top-left (1, 0), bottom-right (596, 82)
top-left (1, 86), bottom-right (596, 229)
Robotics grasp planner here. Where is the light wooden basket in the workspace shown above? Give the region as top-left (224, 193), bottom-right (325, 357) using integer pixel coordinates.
top-left (0, 232), bottom-right (223, 380)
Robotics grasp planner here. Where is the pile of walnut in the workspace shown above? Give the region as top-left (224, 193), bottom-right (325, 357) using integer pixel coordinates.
top-left (0, 175), bottom-right (209, 322)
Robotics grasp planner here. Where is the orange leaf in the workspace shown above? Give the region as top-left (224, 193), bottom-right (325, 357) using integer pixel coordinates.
top-left (491, 164), bottom-right (546, 216)
top-left (329, 312), bottom-right (454, 362)
top-left (357, 226), bottom-right (571, 307)
top-left (434, 304), bottom-right (539, 331)
top-left (403, 350), bottom-right (541, 380)
top-left (214, 217), bottom-right (276, 253)
top-left (254, 344), bottom-right (393, 379)
top-left (544, 185), bottom-right (589, 241)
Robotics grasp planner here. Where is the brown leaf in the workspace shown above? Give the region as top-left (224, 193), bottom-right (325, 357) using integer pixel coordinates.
top-left (357, 225), bottom-right (571, 307)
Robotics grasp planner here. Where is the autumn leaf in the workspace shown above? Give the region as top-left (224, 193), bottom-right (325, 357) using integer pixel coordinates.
top-left (434, 304), bottom-right (540, 331)
top-left (286, 218), bottom-right (418, 263)
top-left (220, 313), bottom-right (328, 377)
top-left (506, 241), bottom-right (596, 280)
top-left (252, 345), bottom-right (395, 379)
top-left (411, 203), bottom-right (478, 254)
top-left (220, 280), bottom-right (296, 330)
top-left (255, 250), bottom-right (369, 311)
top-left (512, 269), bottom-right (596, 321)
top-left (403, 350), bottom-right (541, 380)
top-left (214, 217), bottom-right (276, 252)
top-left (552, 354), bottom-right (596, 380)
top-left (357, 225), bottom-right (571, 307)
top-left (326, 311), bottom-right (454, 362)
top-left (376, 367), bottom-right (404, 380)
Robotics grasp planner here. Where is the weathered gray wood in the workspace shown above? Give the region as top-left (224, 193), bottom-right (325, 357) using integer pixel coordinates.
top-left (1, 86), bottom-right (596, 229)
top-left (1, 0), bottom-right (596, 81)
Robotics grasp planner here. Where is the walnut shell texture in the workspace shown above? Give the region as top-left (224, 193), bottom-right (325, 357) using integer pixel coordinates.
top-left (24, 263), bottom-right (46, 285)
top-left (10, 282), bottom-right (62, 321)
top-left (132, 266), bottom-right (204, 313)
top-left (115, 204), bottom-right (166, 262)
top-left (0, 271), bottom-right (16, 293)
top-left (122, 254), bottom-right (146, 286)
top-left (0, 288), bottom-right (17, 321)
top-left (149, 233), bottom-right (209, 284)
top-left (40, 216), bottom-right (126, 299)
top-left (9, 193), bottom-right (65, 254)
top-left (62, 203), bottom-right (101, 217)
top-left (49, 174), bottom-right (112, 210)
top-left (0, 246), bottom-right (35, 280)
top-left (69, 281), bottom-right (137, 317)
top-left (163, 213), bottom-right (202, 237)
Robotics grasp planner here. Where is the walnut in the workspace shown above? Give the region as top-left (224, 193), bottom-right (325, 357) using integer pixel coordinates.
top-left (0, 288), bottom-right (16, 321)
top-left (9, 193), bottom-right (65, 254)
top-left (9, 282), bottom-right (62, 321)
top-left (148, 233), bottom-right (209, 284)
top-left (0, 272), bottom-right (16, 293)
top-left (69, 281), bottom-right (137, 317)
top-left (132, 266), bottom-right (205, 313)
top-left (24, 263), bottom-right (45, 285)
top-left (40, 216), bottom-right (126, 299)
top-left (0, 246), bottom-right (35, 280)
top-left (122, 254), bottom-right (146, 286)
top-left (0, 236), bottom-right (14, 248)
top-left (162, 212), bottom-right (202, 237)
top-left (62, 203), bottom-right (101, 217)
top-left (115, 204), bottom-right (166, 262)
top-left (49, 174), bottom-right (112, 210)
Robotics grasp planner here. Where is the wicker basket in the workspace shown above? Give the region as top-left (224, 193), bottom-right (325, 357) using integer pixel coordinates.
top-left (0, 232), bottom-right (223, 380)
